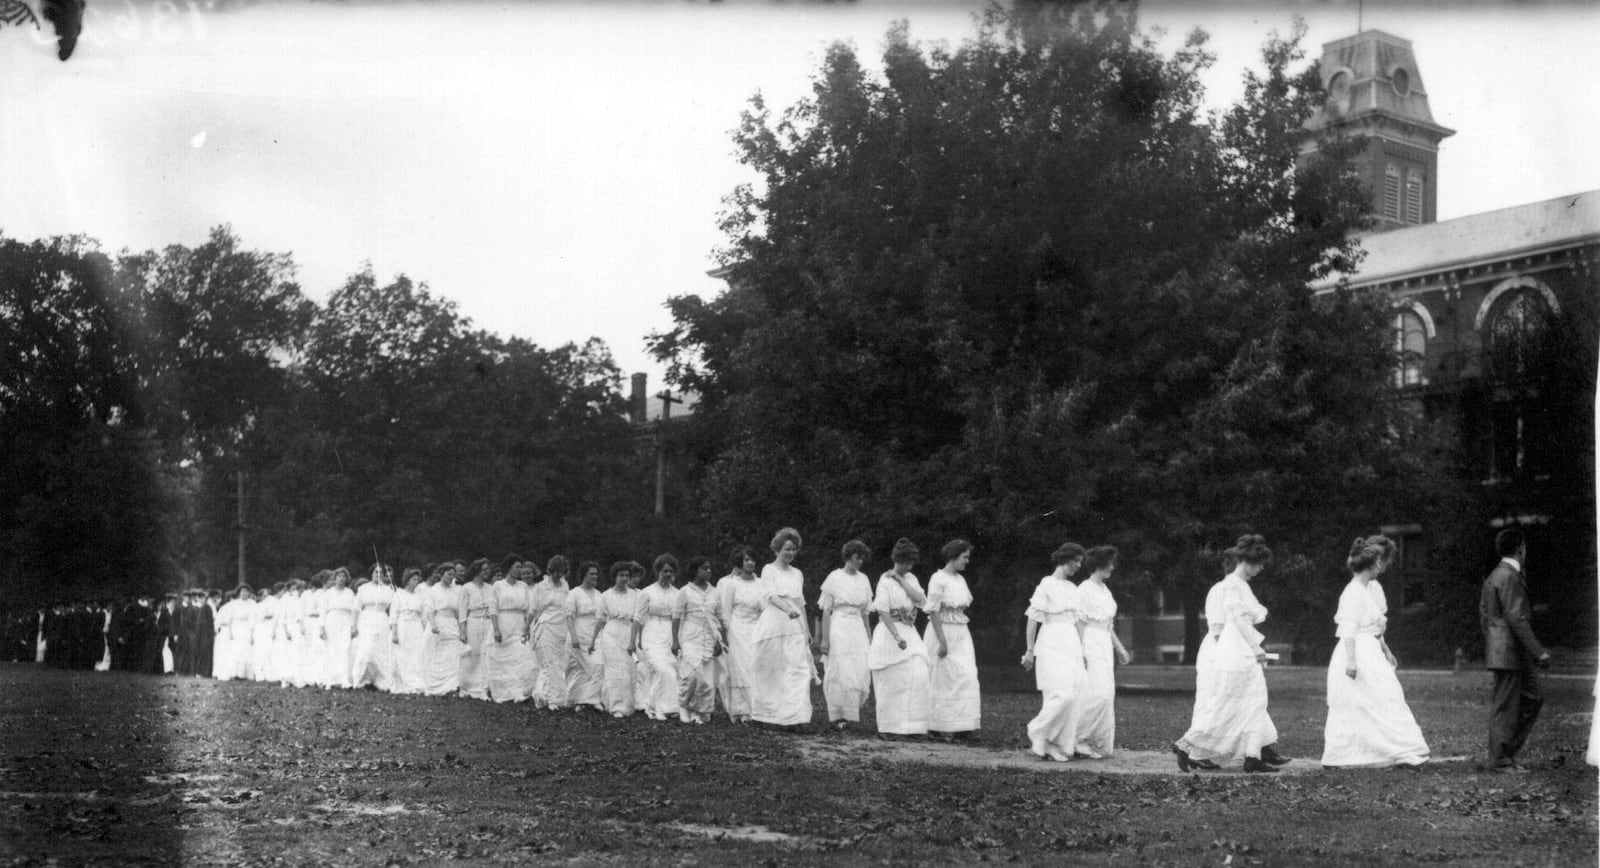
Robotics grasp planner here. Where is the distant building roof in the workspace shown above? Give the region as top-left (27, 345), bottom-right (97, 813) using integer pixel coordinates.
top-left (644, 390), bottom-right (698, 423)
top-left (1315, 190), bottom-right (1600, 291)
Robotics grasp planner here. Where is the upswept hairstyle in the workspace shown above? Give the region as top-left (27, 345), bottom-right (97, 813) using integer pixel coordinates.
top-left (841, 539), bottom-right (872, 563)
top-left (1495, 528), bottom-right (1526, 558)
top-left (465, 558), bottom-right (491, 581)
top-left (653, 553), bottom-right (680, 577)
top-left (577, 561), bottom-right (601, 582)
top-left (728, 545), bottom-right (757, 572)
top-left (686, 556), bottom-right (711, 580)
top-left (499, 554), bottom-right (524, 576)
top-left (1347, 535), bottom-right (1397, 573)
top-left (940, 539), bottom-right (973, 565)
top-left (1226, 534), bottom-right (1272, 567)
top-left (770, 527), bottom-right (802, 554)
top-left (1083, 546), bottom-right (1119, 572)
top-left (1052, 542), bottom-right (1086, 566)
top-left (609, 561), bottom-right (633, 584)
top-left (890, 538), bottom-right (919, 566)
top-left (546, 555), bottom-right (569, 577)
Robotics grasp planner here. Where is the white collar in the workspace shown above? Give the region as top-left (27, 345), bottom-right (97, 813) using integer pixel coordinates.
top-left (1500, 556), bottom-right (1523, 573)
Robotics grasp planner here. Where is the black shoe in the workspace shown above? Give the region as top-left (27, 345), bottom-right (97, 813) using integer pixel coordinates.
top-left (1170, 742), bottom-right (1194, 773)
top-left (1192, 758), bottom-right (1221, 771)
top-left (1243, 757), bottom-right (1279, 774)
top-left (1260, 745), bottom-right (1291, 766)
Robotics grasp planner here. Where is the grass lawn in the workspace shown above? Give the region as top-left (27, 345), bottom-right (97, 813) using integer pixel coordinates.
top-left (2, 662), bottom-right (1594, 866)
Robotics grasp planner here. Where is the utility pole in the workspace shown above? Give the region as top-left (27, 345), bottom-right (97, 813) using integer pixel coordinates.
top-left (236, 469), bottom-right (247, 588)
top-left (654, 391), bottom-right (681, 517)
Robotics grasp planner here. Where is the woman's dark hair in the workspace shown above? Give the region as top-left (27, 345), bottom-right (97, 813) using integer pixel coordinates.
top-left (628, 561), bottom-right (645, 577)
top-left (653, 554), bottom-right (679, 577)
top-left (1052, 542), bottom-right (1086, 566)
top-left (1226, 534), bottom-right (1272, 567)
top-left (841, 539), bottom-right (872, 563)
top-left (686, 556), bottom-right (711, 580)
top-left (465, 558), bottom-right (491, 581)
top-left (890, 538), bottom-right (919, 566)
top-left (401, 567), bottom-right (422, 585)
top-left (1347, 536), bottom-right (1396, 573)
top-left (234, 585), bottom-right (253, 598)
top-left (499, 554), bottom-right (523, 576)
top-left (940, 539), bottom-right (973, 565)
top-left (546, 555), bottom-right (568, 577)
top-left (577, 561), bottom-right (601, 582)
top-left (770, 527), bottom-right (802, 554)
top-left (1083, 545), bottom-right (1119, 573)
top-left (609, 561), bottom-right (632, 586)
top-left (728, 545), bottom-right (756, 572)
top-left (1495, 528), bottom-right (1526, 558)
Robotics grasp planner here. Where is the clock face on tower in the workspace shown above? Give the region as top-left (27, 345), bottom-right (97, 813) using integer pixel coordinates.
top-left (1390, 67), bottom-right (1412, 97)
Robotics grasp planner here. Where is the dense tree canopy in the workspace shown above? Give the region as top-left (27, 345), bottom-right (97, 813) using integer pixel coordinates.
top-left (650, 2), bottom-right (1459, 655)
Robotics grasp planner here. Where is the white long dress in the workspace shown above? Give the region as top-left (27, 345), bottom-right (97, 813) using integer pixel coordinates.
top-left (212, 600), bottom-right (238, 682)
top-left (818, 568), bottom-right (872, 723)
top-left (458, 581), bottom-right (494, 700)
top-left (674, 582), bottom-right (722, 722)
top-left (1321, 579), bottom-right (1429, 767)
top-left (422, 583), bottom-right (465, 696)
top-left (596, 586), bottom-right (638, 715)
top-left (750, 563), bottom-right (813, 727)
top-left (299, 588), bottom-right (325, 687)
top-left (924, 568), bottom-right (980, 733)
top-left (231, 598), bottom-right (258, 681)
top-left (322, 587), bottom-right (356, 688)
top-left (1024, 575), bottom-right (1084, 757)
top-left (351, 583), bottom-right (396, 691)
top-left (717, 574), bottom-right (764, 720)
top-left (274, 592), bottom-right (302, 688)
top-left (1076, 579), bottom-right (1119, 757)
top-left (564, 587), bottom-right (604, 710)
top-left (390, 587), bottom-right (428, 695)
top-left (95, 610), bottom-right (111, 671)
top-left (635, 583), bottom-right (680, 719)
top-left (529, 578), bottom-right (571, 708)
top-left (485, 578), bottom-right (535, 703)
top-left (251, 595), bottom-right (278, 682)
top-left (1176, 571), bottom-right (1279, 762)
top-left (868, 572), bottom-right (930, 735)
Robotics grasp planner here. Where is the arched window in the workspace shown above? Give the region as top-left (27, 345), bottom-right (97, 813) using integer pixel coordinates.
top-left (1405, 168), bottom-right (1423, 224)
top-left (1394, 310), bottom-right (1428, 386)
top-left (1484, 287), bottom-right (1554, 382)
top-left (1383, 164), bottom-right (1402, 221)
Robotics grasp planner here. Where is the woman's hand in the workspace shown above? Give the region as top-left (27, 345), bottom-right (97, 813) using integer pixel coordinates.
top-left (626, 643), bottom-right (636, 655)
top-left (1384, 651), bottom-right (1398, 668)
top-left (1115, 648), bottom-right (1131, 666)
top-left (319, 628), bottom-right (327, 641)
top-left (938, 643), bottom-right (948, 659)
top-left (571, 640), bottom-right (582, 650)
top-left (1021, 649), bottom-right (1035, 670)
top-left (671, 642), bottom-right (680, 656)
top-left (788, 611), bottom-right (799, 620)
top-left (1254, 650), bottom-right (1267, 666)
top-left (1345, 666), bottom-right (1358, 679)
top-left (457, 629), bottom-right (466, 643)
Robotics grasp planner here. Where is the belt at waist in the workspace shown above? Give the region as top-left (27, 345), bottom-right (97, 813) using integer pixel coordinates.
top-left (884, 612), bottom-right (917, 624)
top-left (639, 614), bottom-right (673, 621)
top-left (360, 605), bottom-right (387, 611)
top-left (497, 608), bottom-right (526, 614)
top-left (466, 613), bottom-right (492, 620)
top-left (398, 613), bottom-right (424, 621)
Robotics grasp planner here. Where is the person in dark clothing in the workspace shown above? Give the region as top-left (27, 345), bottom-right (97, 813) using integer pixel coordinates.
top-left (1480, 528), bottom-right (1553, 773)
top-left (194, 591), bottom-right (216, 677)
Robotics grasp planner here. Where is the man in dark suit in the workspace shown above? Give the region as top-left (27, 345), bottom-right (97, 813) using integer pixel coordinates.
top-left (1480, 528), bottom-right (1552, 773)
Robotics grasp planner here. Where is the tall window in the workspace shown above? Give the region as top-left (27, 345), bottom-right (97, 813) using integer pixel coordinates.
top-left (1383, 164), bottom-right (1402, 221)
top-left (1393, 310), bottom-right (1427, 386)
top-left (1404, 168), bottom-right (1423, 224)
top-left (1485, 288), bottom-right (1554, 382)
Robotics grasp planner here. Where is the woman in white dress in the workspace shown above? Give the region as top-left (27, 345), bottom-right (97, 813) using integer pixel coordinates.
top-left (1172, 535), bottom-right (1289, 773)
top-left (564, 561), bottom-right (605, 712)
top-left (250, 586), bottom-right (278, 683)
top-left (389, 568), bottom-right (428, 694)
top-left (352, 564), bottom-right (397, 691)
top-left (486, 556), bottom-right (535, 703)
top-left (212, 587), bottom-right (244, 682)
top-left (817, 540), bottom-right (874, 730)
top-left (274, 580), bottom-right (303, 688)
top-left (321, 568), bottom-right (357, 689)
top-left (458, 559), bottom-right (495, 701)
top-left (1321, 536), bottom-right (1429, 769)
top-left (869, 538), bottom-right (931, 737)
top-left (751, 527), bottom-right (817, 729)
top-left (233, 586), bottom-right (259, 681)
top-left (595, 562), bottom-right (639, 718)
top-left (632, 555), bottom-right (682, 721)
top-left (1076, 546), bottom-right (1132, 758)
top-left (925, 539), bottom-right (980, 740)
top-left (298, 572), bottom-right (327, 688)
top-left (716, 546), bottom-right (762, 723)
top-left (1022, 543), bottom-right (1086, 761)
top-left (673, 557), bottom-right (725, 724)
top-left (423, 563), bottom-right (466, 696)
top-left (529, 557), bottom-right (572, 709)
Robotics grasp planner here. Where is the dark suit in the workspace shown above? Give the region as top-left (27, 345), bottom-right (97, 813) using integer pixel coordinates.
top-left (1480, 557), bottom-right (1548, 765)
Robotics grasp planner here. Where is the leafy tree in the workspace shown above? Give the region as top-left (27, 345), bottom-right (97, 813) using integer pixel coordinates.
top-left (651, 1), bottom-right (1457, 655)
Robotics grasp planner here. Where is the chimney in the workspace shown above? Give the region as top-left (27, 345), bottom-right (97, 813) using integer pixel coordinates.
top-left (630, 373), bottom-right (648, 424)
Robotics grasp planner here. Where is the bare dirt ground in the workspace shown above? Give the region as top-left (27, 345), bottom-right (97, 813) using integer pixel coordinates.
top-left (3, 663), bottom-right (1595, 866)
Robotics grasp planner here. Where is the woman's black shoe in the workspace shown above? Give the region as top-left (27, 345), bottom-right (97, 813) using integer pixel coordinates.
top-left (1260, 745), bottom-right (1291, 766)
top-left (1170, 742), bottom-right (1194, 773)
top-left (1192, 758), bottom-right (1220, 771)
top-left (1243, 756), bottom-right (1279, 773)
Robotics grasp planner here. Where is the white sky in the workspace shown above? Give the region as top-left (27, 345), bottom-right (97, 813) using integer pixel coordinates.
top-left (3, 0), bottom-right (1597, 385)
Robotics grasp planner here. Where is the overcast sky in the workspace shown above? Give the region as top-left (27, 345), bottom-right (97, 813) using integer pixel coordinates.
top-left (3, 0), bottom-right (1597, 385)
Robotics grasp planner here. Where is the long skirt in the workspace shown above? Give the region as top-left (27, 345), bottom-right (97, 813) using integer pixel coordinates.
top-left (822, 611), bottom-right (871, 723)
top-left (751, 611), bottom-right (813, 727)
top-left (1321, 635), bottom-right (1429, 767)
top-left (1178, 639), bottom-right (1278, 762)
top-left (423, 626), bottom-right (464, 696)
top-left (323, 612), bottom-right (355, 688)
top-left (924, 621), bottom-right (980, 733)
top-left (637, 620), bottom-right (679, 719)
top-left (485, 615), bottom-right (537, 703)
top-left (95, 632), bottom-right (111, 672)
top-left (161, 639), bottom-right (174, 674)
top-left (566, 642), bottom-right (604, 710)
top-left (298, 617), bottom-right (323, 686)
top-left (274, 630), bottom-right (299, 687)
top-left (351, 611), bottom-right (395, 691)
top-left (252, 621), bottom-right (276, 683)
top-left (531, 621), bottom-right (571, 708)
top-left (597, 620), bottom-right (636, 715)
top-left (1026, 620), bottom-right (1085, 755)
top-left (869, 621), bottom-right (930, 735)
top-left (676, 622), bottom-right (719, 722)
top-left (459, 617), bottom-right (491, 700)
top-left (212, 629), bottom-right (235, 682)
top-left (392, 619), bottom-right (428, 694)
top-left (718, 615), bottom-right (758, 720)
top-left (1075, 623), bottom-right (1116, 756)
